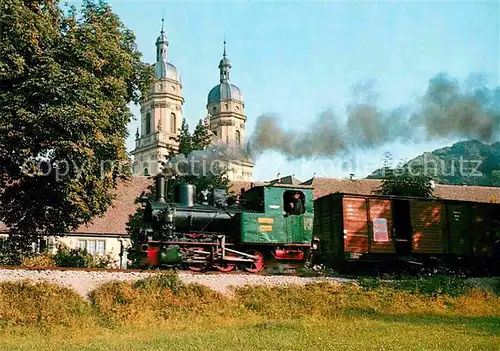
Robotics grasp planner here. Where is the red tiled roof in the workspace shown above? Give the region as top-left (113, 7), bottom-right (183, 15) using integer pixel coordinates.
top-left (306, 177), bottom-right (500, 203)
top-left (73, 176), bottom-right (152, 234)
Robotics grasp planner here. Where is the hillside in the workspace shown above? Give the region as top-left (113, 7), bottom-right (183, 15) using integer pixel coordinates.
top-left (367, 140), bottom-right (500, 187)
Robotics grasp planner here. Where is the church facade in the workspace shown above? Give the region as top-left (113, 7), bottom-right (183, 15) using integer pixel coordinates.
top-left (130, 23), bottom-right (254, 181)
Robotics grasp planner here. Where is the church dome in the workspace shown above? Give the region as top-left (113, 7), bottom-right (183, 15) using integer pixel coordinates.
top-left (208, 82), bottom-right (242, 104)
top-left (154, 61), bottom-right (180, 82)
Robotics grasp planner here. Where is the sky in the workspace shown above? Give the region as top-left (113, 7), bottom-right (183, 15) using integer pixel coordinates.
top-left (70, 0), bottom-right (499, 182)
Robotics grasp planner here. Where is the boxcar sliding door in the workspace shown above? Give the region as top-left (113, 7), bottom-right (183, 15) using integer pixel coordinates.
top-left (410, 200), bottom-right (446, 254)
top-left (342, 197), bottom-right (369, 254)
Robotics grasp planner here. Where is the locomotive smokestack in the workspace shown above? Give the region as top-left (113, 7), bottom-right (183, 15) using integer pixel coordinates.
top-left (155, 174), bottom-right (166, 203)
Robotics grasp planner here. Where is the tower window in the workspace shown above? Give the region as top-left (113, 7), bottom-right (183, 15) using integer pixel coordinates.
top-left (212, 106), bottom-right (217, 113)
top-left (236, 130), bottom-right (241, 146)
top-left (170, 113), bottom-right (176, 133)
top-left (225, 103), bottom-right (228, 110)
top-left (145, 113), bottom-right (151, 135)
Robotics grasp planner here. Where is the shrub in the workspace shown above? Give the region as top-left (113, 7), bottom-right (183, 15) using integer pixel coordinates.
top-left (21, 254), bottom-right (56, 268)
top-left (53, 246), bottom-right (92, 268)
top-left (0, 281), bottom-right (94, 327)
top-left (52, 245), bottom-right (116, 268)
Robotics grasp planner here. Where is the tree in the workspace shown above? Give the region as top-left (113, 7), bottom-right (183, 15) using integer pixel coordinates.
top-left (372, 153), bottom-right (435, 198)
top-left (164, 118), bottom-right (230, 199)
top-left (0, 0), bottom-right (153, 239)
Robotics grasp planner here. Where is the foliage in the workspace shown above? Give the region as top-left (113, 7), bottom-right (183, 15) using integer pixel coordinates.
top-left (0, 0), bottom-right (153, 238)
top-left (0, 235), bottom-right (39, 266)
top-left (2, 271), bottom-right (500, 329)
top-left (372, 152), bottom-right (435, 198)
top-left (53, 244), bottom-right (115, 268)
top-left (21, 253), bottom-right (56, 268)
top-left (164, 117), bottom-right (230, 198)
top-left (1, 273), bottom-right (500, 350)
top-left (357, 276), bottom-right (473, 298)
top-left (369, 140), bottom-right (500, 187)
top-left (0, 280), bottom-right (94, 327)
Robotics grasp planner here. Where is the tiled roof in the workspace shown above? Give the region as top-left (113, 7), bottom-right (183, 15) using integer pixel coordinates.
top-left (1, 176), bottom-right (499, 236)
top-left (72, 176), bottom-right (152, 234)
top-left (305, 177), bottom-right (500, 203)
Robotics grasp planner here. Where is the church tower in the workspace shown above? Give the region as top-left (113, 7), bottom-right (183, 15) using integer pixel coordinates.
top-left (206, 41), bottom-right (254, 181)
top-left (131, 19), bottom-right (184, 176)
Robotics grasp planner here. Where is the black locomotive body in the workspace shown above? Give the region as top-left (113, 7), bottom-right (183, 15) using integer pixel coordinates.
top-left (135, 174), bottom-right (262, 272)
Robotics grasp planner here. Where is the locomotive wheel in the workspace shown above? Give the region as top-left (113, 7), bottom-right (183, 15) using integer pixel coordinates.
top-left (214, 252), bottom-right (237, 272)
top-left (188, 247), bottom-right (210, 272)
top-left (243, 249), bottom-right (265, 273)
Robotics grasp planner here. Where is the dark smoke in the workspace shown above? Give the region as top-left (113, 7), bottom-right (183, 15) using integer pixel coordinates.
top-left (248, 73), bottom-right (499, 160)
top-left (160, 142), bottom-right (248, 177)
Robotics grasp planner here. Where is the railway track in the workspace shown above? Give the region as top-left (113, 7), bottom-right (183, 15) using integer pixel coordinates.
top-left (0, 265), bottom-right (300, 276)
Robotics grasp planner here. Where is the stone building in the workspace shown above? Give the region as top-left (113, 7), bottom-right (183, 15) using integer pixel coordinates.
top-left (130, 22), bottom-right (254, 181)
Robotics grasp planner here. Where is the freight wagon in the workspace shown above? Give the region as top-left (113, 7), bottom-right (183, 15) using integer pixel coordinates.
top-left (313, 193), bottom-right (500, 274)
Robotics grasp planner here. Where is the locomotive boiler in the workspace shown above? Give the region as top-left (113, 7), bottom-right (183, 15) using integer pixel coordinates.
top-left (134, 173), bottom-right (319, 273)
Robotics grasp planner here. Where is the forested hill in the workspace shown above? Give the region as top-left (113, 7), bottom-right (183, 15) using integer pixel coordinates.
top-left (367, 140), bottom-right (500, 187)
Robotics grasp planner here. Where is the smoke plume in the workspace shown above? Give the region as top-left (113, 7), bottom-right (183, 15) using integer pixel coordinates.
top-left (248, 73), bottom-right (499, 160)
top-left (160, 142), bottom-right (248, 178)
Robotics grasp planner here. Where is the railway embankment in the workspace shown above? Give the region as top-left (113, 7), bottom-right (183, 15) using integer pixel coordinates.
top-left (0, 267), bottom-right (499, 299)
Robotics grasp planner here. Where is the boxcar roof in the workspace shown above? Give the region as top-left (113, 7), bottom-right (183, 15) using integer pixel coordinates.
top-left (321, 191), bottom-right (500, 207)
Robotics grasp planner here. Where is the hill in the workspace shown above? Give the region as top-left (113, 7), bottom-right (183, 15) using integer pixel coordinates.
top-left (367, 140), bottom-right (500, 187)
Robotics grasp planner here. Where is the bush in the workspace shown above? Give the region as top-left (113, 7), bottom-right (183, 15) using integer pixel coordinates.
top-left (0, 236), bottom-right (37, 266)
top-left (21, 254), bottom-right (56, 268)
top-left (52, 245), bottom-right (116, 269)
top-left (0, 280), bottom-right (94, 327)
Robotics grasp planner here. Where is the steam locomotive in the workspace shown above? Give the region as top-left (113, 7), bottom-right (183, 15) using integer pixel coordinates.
top-left (134, 173), bottom-right (319, 273)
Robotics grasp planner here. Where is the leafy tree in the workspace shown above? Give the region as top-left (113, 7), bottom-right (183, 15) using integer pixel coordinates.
top-left (0, 1), bottom-right (152, 239)
top-left (372, 153), bottom-right (435, 198)
top-left (164, 118), bottom-right (230, 199)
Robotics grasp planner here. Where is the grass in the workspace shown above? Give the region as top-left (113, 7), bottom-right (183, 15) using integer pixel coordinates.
top-left (0, 273), bottom-right (499, 350)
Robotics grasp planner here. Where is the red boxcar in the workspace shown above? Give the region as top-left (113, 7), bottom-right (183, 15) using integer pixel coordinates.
top-left (313, 193), bottom-right (500, 272)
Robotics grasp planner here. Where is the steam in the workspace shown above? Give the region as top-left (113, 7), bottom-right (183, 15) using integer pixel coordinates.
top-left (160, 142), bottom-right (248, 177)
top-left (248, 73), bottom-right (500, 160)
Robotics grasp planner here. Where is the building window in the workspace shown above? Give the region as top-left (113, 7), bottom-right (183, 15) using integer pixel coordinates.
top-left (212, 106), bottom-right (217, 113)
top-left (225, 103), bottom-right (228, 110)
top-left (78, 239), bottom-right (106, 255)
top-left (235, 130), bottom-right (241, 146)
top-left (170, 113), bottom-right (176, 133)
top-left (145, 113), bottom-right (151, 135)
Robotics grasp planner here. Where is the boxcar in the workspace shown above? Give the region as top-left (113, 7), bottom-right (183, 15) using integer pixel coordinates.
top-left (313, 192), bottom-right (500, 273)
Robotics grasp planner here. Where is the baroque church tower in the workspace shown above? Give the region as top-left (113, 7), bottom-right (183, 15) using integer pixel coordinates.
top-left (131, 20), bottom-right (184, 176)
top-left (205, 41), bottom-right (254, 181)
top-left (131, 25), bottom-right (253, 181)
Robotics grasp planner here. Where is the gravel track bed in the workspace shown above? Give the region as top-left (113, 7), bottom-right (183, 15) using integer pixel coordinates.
top-left (0, 269), bottom-right (354, 298)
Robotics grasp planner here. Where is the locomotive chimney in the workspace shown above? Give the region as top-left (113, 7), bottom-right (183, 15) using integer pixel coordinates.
top-left (177, 183), bottom-right (196, 207)
top-left (155, 173), bottom-right (166, 203)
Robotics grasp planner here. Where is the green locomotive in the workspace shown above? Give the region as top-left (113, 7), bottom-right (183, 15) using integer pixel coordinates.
top-left (135, 174), bottom-right (320, 273)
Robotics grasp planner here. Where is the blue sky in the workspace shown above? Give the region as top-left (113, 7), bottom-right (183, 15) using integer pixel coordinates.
top-left (77, 1), bottom-right (499, 182)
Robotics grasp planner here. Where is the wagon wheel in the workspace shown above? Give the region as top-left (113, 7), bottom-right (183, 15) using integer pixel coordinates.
top-left (188, 247), bottom-right (210, 272)
top-left (214, 251), bottom-right (237, 272)
top-left (243, 249), bottom-right (265, 273)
